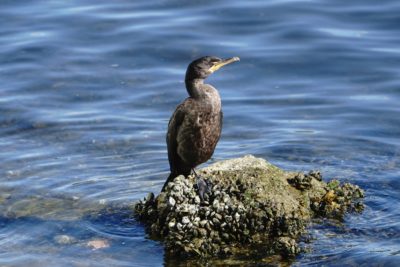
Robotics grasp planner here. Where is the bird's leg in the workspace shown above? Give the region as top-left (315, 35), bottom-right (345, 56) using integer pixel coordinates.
top-left (192, 169), bottom-right (212, 202)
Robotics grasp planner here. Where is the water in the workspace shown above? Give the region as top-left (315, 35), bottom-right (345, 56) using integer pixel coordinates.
top-left (1, 0), bottom-right (399, 266)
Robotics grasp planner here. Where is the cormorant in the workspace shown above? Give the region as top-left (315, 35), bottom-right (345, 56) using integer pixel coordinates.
top-left (162, 56), bottom-right (240, 197)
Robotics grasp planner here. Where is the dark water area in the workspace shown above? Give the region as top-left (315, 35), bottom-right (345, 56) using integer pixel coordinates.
top-left (1, 0), bottom-right (399, 266)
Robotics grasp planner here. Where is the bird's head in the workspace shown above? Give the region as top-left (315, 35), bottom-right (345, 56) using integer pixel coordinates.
top-left (185, 56), bottom-right (240, 81)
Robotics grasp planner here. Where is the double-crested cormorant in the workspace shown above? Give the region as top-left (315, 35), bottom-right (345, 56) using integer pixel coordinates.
top-left (162, 56), bottom-right (240, 195)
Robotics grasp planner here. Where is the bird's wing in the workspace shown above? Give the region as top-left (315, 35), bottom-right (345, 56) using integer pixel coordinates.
top-left (219, 110), bottom-right (223, 136)
top-left (166, 99), bottom-right (190, 175)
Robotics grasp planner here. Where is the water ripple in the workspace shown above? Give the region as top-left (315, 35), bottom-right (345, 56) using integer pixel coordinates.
top-left (1, 0), bottom-right (400, 265)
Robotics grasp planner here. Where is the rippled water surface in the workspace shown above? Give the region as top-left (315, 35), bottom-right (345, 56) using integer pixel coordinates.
top-left (1, 0), bottom-right (399, 266)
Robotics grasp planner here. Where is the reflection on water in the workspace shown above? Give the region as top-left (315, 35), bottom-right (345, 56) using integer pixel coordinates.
top-left (0, 0), bottom-right (399, 266)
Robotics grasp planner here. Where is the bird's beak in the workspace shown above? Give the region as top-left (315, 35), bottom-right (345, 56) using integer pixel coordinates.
top-left (209, 57), bottom-right (240, 73)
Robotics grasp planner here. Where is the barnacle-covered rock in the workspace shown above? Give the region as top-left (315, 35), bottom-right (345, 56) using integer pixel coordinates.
top-left (134, 155), bottom-right (364, 258)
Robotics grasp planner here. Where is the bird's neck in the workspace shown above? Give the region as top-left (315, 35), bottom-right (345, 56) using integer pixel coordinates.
top-left (185, 78), bottom-right (206, 99)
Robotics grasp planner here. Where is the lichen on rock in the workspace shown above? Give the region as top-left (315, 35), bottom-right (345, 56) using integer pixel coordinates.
top-left (134, 155), bottom-right (364, 258)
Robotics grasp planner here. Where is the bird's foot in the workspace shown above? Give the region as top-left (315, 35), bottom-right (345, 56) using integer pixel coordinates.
top-left (195, 175), bottom-right (213, 203)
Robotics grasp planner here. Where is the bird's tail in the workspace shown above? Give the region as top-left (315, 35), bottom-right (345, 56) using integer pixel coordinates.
top-left (161, 172), bottom-right (178, 192)
top-left (161, 169), bottom-right (191, 192)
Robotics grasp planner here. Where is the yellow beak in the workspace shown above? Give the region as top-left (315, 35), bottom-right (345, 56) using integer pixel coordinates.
top-left (209, 57), bottom-right (240, 73)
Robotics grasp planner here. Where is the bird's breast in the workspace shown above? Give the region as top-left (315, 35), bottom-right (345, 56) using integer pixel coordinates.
top-left (176, 107), bottom-right (222, 167)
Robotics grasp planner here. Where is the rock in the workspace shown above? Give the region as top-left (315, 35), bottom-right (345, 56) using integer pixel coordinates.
top-left (146, 192), bottom-right (155, 202)
top-left (234, 213), bottom-right (240, 222)
top-left (287, 170), bottom-right (321, 190)
top-left (168, 197), bottom-right (176, 207)
top-left (176, 223), bottom-right (183, 231)
top-left (168, 219), bottom-right (176, 229)
top-left (182, 216), bottom-right (190, 224)
top-left (273, 237), bottom-right (300, 257)
top-left (86, 239), bottom-right (110, 250)
top-left (54, 234), bottom-right (76, 245)
top-left (134, 155), bottom-right (364, 258)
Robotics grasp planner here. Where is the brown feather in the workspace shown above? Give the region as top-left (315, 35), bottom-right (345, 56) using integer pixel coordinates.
top-left (162, 89), bottom-right (222, 191)
top-left (161, 56), bottom-right (238, 191)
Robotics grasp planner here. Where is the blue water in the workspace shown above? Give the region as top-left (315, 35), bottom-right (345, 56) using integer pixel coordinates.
top-left (1, 0), bottom-right (399, 266)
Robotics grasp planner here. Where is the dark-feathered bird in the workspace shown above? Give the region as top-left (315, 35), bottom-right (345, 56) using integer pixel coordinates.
top-left (162, 56), bottom-right (240, 194)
